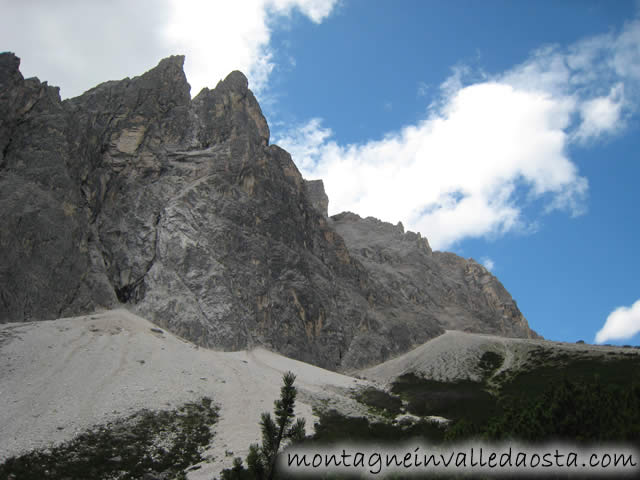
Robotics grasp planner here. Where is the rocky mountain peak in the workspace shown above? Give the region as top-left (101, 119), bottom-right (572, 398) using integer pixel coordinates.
top-left (332, 211), bottom-right (432, 257)
top-left (220, 70), bottom-right (249, 91)
top-left (0, 54), bottom-right (538, 370)
top-left (0, 52), bottom-right (21, 85)
top-left (156, 54), bottom-right (186, 69)
top-left (192, 69), bottom-right (269, 148)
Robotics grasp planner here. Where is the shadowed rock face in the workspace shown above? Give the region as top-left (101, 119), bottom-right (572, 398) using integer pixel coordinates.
top-left (331, 213), bottom-right (539, 340)
top-left (0, 53), bottom-right (538, 370)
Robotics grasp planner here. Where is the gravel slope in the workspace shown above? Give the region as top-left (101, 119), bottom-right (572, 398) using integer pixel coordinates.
top-left (0, 309), bottom-right (370, 479)
top-left (358, 329), bottom-right (638, 385)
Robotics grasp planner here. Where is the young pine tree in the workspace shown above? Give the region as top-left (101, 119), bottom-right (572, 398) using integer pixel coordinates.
top-left (222, 371), bottom-right (306, 480)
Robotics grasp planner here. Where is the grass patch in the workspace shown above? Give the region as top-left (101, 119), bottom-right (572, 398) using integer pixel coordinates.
top-left (390, 373), bottom-right (499, 423)
top-left (354, 387), bottom-right (402, 418)
top-left (477, 351), bottom-right (503, 380)
top-left (309, 409), bottom-right (446, 445)
top-left (0, 397), bottom-right (218, 480)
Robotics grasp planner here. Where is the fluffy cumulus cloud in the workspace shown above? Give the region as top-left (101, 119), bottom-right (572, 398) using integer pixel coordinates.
top-left (276, 20), bottom-right (640, 249)
top-left (276, 80), bottom-right (587, 249)
top-left (0, 0), bottom-right (338, 98)
top-left (595, 299), bottom-right (640, 344)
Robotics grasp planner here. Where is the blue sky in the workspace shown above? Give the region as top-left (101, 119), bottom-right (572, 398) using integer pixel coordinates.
top-left (2, 0), bottom-right (639, 345)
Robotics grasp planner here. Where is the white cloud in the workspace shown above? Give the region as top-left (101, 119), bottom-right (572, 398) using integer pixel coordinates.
top-left (275, 19), bottom-right (640, 250)
top-left (482, 258), bottom-right (495, 271)
top-left (275, 118), bottom-right (333, 171)
top-left (0, 0), bottom-right (338, 98)
top-left (575, 84), bottom-right (625, 142)
top-left (268, 0), bottom-right (338, 23)
top-left (277, 82), bottom-right (586, 249)
top-left (595, 299), bottom-right (640, 343)
top-left (164, 0), bottom-right (337, 95)
top-left (611, 19), bottom-right (640, 80)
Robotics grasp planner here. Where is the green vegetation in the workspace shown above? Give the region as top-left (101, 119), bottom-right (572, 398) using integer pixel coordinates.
top-left (446, 377), bottom-right (640, 443)
top-left (354, 387), bottom-right (402, 418)
top-left (0, 397), bottom-right (218, 480)
top-left (477, 351), bottom-right (503, 380)
top-left (390, 373), bottom-right (499, 423)
top-left (310, 409), bottom-right (446, 444)
top-left (501, 348), bottom-right (640, 399)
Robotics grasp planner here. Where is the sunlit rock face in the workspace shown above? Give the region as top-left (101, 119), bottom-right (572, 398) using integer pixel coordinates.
top-left (0, 53), bottom-right (537, 370)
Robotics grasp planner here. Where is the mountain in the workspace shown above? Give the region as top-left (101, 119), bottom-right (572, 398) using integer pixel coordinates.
top-left (332, 212), bottom-right (535, 338)
top-left (0, 52), bottom-right (537, 370)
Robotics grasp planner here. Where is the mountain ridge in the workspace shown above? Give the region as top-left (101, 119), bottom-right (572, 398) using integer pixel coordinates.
top-left (0, 52), bottom-right (537, 370)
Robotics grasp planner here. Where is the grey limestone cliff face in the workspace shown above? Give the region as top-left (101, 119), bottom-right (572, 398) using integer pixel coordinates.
top-left (304, 179), bottom-right (329, 217)
top-left (0, 53), bottom-right (537, 370)
top-left (331, 212), bottom-right (539, 339)
top-left (0, 53), bottom-right (117, 321)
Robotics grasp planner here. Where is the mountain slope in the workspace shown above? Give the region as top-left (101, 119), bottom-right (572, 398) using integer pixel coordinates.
top-left (0, 310), bottom-right (370, 478)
